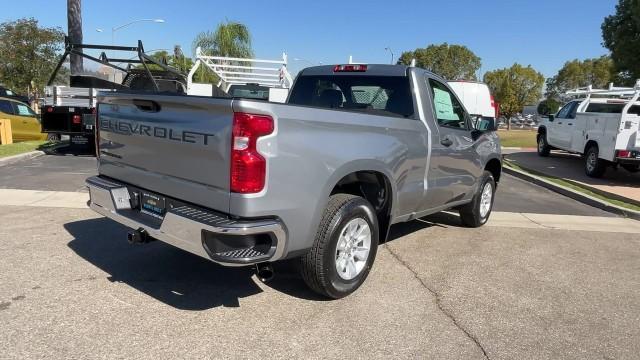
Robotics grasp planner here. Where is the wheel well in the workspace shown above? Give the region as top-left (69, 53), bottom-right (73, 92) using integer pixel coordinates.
top-left (538, 126), bottom-right (546, 135)
top-left (331, 171), bottom-right (393, 243)
top-left (584, 140), bottom-right (598, 153)
top-left (485, 158), bottom-right (502, 184)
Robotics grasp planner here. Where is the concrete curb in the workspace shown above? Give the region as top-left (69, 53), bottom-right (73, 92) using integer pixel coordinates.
top-left (501, 147), bottom-right (536, 151)
top-left (503, 164), bottom-right (640, 221)
top-left (0, 150), bottom-right (44, 167)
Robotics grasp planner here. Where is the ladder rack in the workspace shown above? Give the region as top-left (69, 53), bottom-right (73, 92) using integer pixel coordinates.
top-left (565, 79), bottom-right (640, 98)
top-left (187, 47), bottom-right (294, 93)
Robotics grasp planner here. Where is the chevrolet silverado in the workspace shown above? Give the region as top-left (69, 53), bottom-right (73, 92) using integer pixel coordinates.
top-left (87, 64), bottom-right (502, 298)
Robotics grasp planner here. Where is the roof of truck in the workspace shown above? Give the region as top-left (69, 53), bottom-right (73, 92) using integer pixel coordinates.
top-left (299, 64), bottom-right (413, 77)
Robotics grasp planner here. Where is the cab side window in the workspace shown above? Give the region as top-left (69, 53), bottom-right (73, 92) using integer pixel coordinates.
top-left (567, 102), bottom-right (579, 119)
top-left (427, 78), bottom-right (469, 129)
top-left (556, 102), bottom-right (573, 118)
top-left (13, 103), bottom-right (35, 117)
top-left (0, 100), bottom-right (14, 114)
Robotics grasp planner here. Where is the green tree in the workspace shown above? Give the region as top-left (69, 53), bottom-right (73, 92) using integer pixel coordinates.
top-left (483, 64), bottom-right (545, 130)
top-left (545, 56), bottom-right (614, 99)
top-left (602, 0), bottom-right (640, 84)
top-left (0, 18), bottom-right (66, 99)
top-left (192, 21), bottom-right (253, 84)
top-left (397, 43), bottom-right (481, 80)
top-left (537, 98), bottom-right (561, 116)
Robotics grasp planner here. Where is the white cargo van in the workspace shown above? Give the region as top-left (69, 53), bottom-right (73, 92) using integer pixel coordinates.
top-left (448, 81), bottom-right (498, 120)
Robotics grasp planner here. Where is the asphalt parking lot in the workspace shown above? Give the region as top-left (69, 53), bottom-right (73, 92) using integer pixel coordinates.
top-left (1, 150), bottom-right (638, 359)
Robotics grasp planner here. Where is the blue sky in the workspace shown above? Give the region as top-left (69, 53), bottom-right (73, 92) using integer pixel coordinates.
top-left (5, 0), bottom-right (617, 77)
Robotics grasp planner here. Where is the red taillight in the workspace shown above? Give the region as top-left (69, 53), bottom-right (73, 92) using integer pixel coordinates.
top-left (489, 95), bottom-right (500, 119)
top-left (46, 107), bottom-right (53, 113)
top-left (617, 150), bottom-right (631, 158)
top-left (230, 112), bottom-right (274, 193)
top-left (333, 64), bottom-right (368, 72)
top-left (72, 114), bottom-right (81, 124)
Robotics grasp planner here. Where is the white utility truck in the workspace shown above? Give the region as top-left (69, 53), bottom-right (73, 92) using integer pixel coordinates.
top-left (187, 47), bottom-right (293, 102)
top-left (537, 80), bottom-right (640, 177)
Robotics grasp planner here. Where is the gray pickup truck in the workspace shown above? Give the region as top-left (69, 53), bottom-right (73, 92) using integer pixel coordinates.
top-left (87, 64), bottom-right (502, 298)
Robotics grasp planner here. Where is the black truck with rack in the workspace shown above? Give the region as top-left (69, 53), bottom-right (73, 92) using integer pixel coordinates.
top-left (42, 38), bottom-right (187, 153)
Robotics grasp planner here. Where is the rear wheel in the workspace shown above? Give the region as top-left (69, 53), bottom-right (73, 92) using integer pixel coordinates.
top-left (300, 194), bottom-right (379, 299)
top-left (585, 145), bottom-right (607, 178)
top-left (537, 133), bottom-right (551, 157)
top-left (622, 164), bottom-right (640, 173)
top-left (459, 171), bottom-right (495, 228)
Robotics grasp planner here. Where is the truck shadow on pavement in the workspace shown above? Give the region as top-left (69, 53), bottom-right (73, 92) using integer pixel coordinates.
top-left (64, 218), bottom-right (326, 310)
top-left (386, 212), bottom-right (460, 242)
top-left (64, 213), bottom-right (462, 310)
top-left (44, 142), bottom-right (95, 157)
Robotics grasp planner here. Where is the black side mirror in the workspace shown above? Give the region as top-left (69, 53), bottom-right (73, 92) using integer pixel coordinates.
top-left (475, 117), bottom-right (496, 132)
top-left (548, 114), bottom-right (555, 122)
top-left (471, 117), bottom-right (496, 140)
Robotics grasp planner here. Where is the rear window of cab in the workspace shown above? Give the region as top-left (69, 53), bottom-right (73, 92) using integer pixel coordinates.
top-left (288, 75), bottom-right (415, 119)
top-left (586, 103), bottom-right (640, 115)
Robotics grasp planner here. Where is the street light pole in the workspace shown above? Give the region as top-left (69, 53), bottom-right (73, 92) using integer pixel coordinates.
top-left (111, 18), bottom-right (165, 45)
top-left (384, 47), bottom-right (394, 65)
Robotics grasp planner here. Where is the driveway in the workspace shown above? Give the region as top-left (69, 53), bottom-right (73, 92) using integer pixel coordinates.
top-left (506, 151), bottom-right (640, 203)
top-left (1, 153), bottom-right (638, 359)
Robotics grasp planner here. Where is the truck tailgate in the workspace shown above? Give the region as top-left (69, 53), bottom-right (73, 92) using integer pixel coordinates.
top-left (97, 93), bottom-right (233, 213)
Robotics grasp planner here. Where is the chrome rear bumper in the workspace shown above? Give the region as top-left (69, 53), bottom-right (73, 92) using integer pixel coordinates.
top-left (86, 176), bottom-right (287, 266)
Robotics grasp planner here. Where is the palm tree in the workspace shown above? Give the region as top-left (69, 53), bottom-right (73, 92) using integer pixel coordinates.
top-left (192, 21), bottom-right (253, 83)
top-left (192, 21), bottom-right (253, 58)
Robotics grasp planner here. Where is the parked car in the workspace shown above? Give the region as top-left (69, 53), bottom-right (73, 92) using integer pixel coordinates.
top-left (86, 64), bottom-right (502, 298)
top-left (0, 97), bottom-right (46, 142)
top-left (0, 86), bottom-right (29, 104)
top-left (538, 81), bottom-right (640, 177)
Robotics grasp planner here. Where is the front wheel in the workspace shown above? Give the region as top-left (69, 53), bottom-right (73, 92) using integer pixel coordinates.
top-left (537, 133), bottom-right (551, 157)
top-left (459, 171), bottom-right (496, 228)
top-left (300, 194), bottom-right (379, 299)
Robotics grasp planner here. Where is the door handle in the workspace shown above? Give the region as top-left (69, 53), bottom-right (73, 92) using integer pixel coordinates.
top-left (133, 99), bottom-right (161, 112)
top-left (568, 123), bottom-right (573, 126)
top-left (557, 121), bottom-right (563, 124)
top-left (440, 137), bottom-right (453, 147)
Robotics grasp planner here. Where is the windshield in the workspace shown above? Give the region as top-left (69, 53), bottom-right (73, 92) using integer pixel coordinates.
top-left (289, 75), bottom-right (415, 118)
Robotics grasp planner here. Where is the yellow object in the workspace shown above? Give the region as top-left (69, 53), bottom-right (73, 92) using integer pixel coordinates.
top-left (0, 97), bottom-right (46, 142)
top-left (0, 118), bottom-right (13, 144)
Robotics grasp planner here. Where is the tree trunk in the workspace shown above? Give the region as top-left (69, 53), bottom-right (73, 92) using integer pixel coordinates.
top-left (67, 0), bottom-right (83, 74)
top-left (507, 116), bottom-right (511, 131)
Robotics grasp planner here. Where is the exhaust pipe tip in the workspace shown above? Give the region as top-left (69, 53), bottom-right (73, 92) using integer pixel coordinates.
top-left (255, 263), bottom-right (274, 283)
top-left (127, 228), bottom-right (151, 244)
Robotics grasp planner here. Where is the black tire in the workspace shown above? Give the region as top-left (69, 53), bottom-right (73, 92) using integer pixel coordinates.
top-left (537, 133), bottom-right (551, 157)
top-left (622, 164), bottom-right (640, 173)
top-left (584, 145), bottom-right (607, 178)
top-left (300, 194), bottom-right (379, 299)
top-left (459, 171), bottom-right (496, 228)
top-left (47, 133), bottom-right (60, 142)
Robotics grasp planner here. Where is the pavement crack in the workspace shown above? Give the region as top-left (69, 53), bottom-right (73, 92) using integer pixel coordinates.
top-left (520, 213), bottom-right (556, 229)
top-left (384, 244), bottom-right (490, 360)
